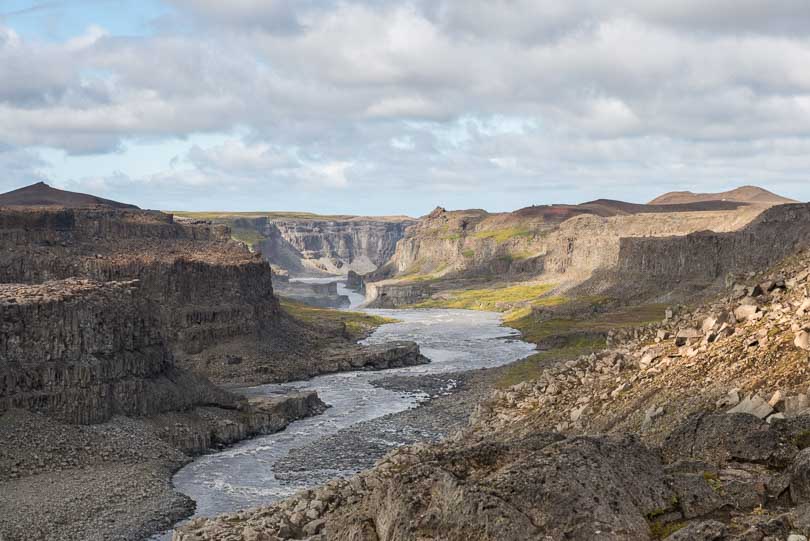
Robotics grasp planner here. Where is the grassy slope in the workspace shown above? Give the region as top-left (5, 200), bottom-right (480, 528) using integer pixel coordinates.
top-left (497, 303), bottom-right (666, 388)
top-left (280, 299), bottom-right (398, 341)
top-left (411, 283), bottom-right (563, 312)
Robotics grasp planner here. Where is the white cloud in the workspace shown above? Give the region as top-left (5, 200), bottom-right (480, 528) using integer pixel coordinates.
top-left (2, 1), bottom-right (810, 212)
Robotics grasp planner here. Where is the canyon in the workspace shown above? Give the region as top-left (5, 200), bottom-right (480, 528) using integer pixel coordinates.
top-left (4, 181), bottom-right (810, 541)
top-left (0, 183), bottom-right (425, 541)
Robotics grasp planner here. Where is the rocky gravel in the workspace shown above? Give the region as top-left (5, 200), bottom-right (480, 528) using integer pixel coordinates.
top-left (272, 368), bottom-right (502, 486)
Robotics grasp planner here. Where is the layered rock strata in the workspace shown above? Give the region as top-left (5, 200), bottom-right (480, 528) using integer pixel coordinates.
top-left (223, 215), bottom-right (413, 276)
top-left (0, 279), bottom-right (235, 424)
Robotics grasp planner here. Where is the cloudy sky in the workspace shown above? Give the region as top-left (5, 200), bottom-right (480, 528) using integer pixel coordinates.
top-left (1, 0), bottom-right (809, 215)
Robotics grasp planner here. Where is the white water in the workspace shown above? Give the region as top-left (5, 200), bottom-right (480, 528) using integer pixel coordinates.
top-left (154, 280), bottom-right (535, 535)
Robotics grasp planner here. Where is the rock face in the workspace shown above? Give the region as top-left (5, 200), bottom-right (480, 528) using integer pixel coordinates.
top-left (0, 279), bottom-right (236, 424)
top-left (229, 215), bottom-right (414, 276)
top-left (272, 274), bottom-right (350, 308)
top-left (0, 206), bottom-right (294, 379)
top-left (613, 203), bottom-right (810, 294)
top-left (175, 411), bottom-right (810, 540)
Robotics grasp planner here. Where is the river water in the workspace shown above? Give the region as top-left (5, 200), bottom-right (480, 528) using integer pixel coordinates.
top-left (158, 280), bottom-right (535, 533)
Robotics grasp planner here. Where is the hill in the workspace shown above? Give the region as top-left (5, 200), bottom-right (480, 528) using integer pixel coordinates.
top-left (0, 182), bottom-right (138, 209)
top-left (649, 185), bottom-right (796, 206)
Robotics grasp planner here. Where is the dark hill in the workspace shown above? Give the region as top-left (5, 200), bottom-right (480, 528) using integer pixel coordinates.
top-left (0, 182), bottom-right (138, 209)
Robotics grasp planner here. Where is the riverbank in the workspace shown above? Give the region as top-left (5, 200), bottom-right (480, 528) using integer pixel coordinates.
top-left (0, 392), bottom-right (326, 541)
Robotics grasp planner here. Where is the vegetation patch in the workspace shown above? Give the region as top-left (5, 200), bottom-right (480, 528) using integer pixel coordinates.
top-left (172, 210), bottom-right (359, 221)
top-left (472, 227), bottom-right (534, 243)
top-left (496, 335), bottom-right (604, 388)
top-left (506, 303), bottom-right (666, 345)
top-left (229, 226), bottom-right (265, 249)
top-left (412, 283), bottom-right (561, 312)
top-left (280, 299), bottom-right (398, 340)
top-left (795, 430), bottom-right (810, 450)
top-left (649, 521), bottom-right (685, 540)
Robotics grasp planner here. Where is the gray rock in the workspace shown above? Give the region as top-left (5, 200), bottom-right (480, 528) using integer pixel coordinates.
top-left (729, 394), bottom-right (774, 420)
top-left (665, 520), bottom-right (726, 540)
top-left (790, 448), bottom-right (810, 504)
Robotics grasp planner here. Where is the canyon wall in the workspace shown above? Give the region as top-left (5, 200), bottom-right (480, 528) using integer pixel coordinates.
top-left (611, 203), bottom-right (810, 292)
top-left (363, 203), bottom-right (769, 306)
top-left (229, 216), bottom-right (413, 276)
top-left (0, 207), bottom-right (298, 382)
top-left (0, 279), bottom-right (236, 424)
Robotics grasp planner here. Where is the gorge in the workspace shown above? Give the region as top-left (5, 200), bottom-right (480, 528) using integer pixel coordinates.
top-left (3, 182), bottom-right (810, 541)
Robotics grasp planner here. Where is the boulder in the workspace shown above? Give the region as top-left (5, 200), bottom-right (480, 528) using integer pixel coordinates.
top-left (735, 304), bottom-right (760, 322)
top-left (795, 330), bottom-right (810, 352)
top-left (662, 413), bottom-right (777, 466)
top-left (728, 394), bottom-right (774, 420)
top-left (790, 448), bottom-right (810, 504)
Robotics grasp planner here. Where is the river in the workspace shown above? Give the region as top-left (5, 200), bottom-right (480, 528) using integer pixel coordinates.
top-left (155, 280), bottom-right (535, 535)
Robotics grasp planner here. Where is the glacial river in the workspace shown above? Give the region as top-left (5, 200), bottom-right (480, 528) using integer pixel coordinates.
top-left (158, 280), bottom-right (536, 532)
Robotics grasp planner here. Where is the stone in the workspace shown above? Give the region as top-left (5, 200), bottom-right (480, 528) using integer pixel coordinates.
top-left (790, 448), bottom-right (810, 504)
top-left (570, 404), bottom-right (588, 422)
top-left (728, 394), bottom-right (774, 420)
top-left (797, 299), bottom-right (810, 317)
top-left (795, 331), bottom-right (810, 352)
top-left (717, 389), bottom-right (741, 409)
top-left (788, 536), bottom-right (808, 541)
top-left (665, 520), bottom-right (726, 540)
top-left (735, 304), bottom-right (760, 321)
top-left (786, 394), bottom-right (810, 416)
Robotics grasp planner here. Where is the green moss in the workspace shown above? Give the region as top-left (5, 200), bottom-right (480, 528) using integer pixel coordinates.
top-left (280, 299), bottom-right (398, 340)
top-left (472, 227), bottom-right (534, 243)
top-left (412, 283), bottom-right (561, 312)
top-left (795, 430), bottom-right (810, 450)
top-left (649, 521), bottom-right (685, 540)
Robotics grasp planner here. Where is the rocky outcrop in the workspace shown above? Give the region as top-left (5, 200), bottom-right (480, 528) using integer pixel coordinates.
top-left (273, 275), bottom-right (350, 308)
top-left (150, 392), bottom-right (328, 454)
top-left (364, 280), bottom-right (434, 308)
top-left (174, 410), bottom-right (810, 540)
top-left (0, 279), bottom-right (235, 424)
top-left (0, 206), bottom-right (309, 382)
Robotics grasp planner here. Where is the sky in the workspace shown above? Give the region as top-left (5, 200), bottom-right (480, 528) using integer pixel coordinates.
top-left (1, 1), bottom-right (810, 216)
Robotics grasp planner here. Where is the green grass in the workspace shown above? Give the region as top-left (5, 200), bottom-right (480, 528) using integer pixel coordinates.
top-left (495, 302), bottom-right (666, 388)
top-left (472, 227), bottom-right (534, 243)
top-left (506, 303), bottom-right (666, 345)
top-left (280, 299), bottom-right (398, 340)
top-left (496, 336), bottom-right (605, 388)
top-left (412, 283), bottom-right (561, 312)
top-left (462, 249), bottom-right (475, 258)
top-left (230, 226), bottom-right (265, 248)
top-left (173, 210), bottom-right (366, 221)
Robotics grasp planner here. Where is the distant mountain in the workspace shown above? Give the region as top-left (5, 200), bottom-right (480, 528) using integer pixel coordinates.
top-left (649, 185), bottom-right (796, 206)
top-left (0, 182), bottom-right (138, 209)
